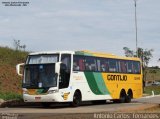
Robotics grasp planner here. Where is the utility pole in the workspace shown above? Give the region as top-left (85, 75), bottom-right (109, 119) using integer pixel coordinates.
top-left (134, 0), bottom-right (138, 57)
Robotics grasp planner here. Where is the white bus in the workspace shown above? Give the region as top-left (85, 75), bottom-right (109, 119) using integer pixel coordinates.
top-left (16, 50), bottom-right (143, 107)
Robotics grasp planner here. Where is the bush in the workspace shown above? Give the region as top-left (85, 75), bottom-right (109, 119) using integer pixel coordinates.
top-left (144, 86), bottom-right (160, 95)
top-left (0, 92), bottom-right (22, 101)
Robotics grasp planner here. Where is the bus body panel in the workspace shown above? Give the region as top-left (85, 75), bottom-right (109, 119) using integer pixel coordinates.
top-left (18, 50), bottom-right (143, 104)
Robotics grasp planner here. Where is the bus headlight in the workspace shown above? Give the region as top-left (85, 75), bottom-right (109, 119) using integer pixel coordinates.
top-left (48, 90), bottom-right (58, 94)
top-left (23, 90), bottom-right (28, 94)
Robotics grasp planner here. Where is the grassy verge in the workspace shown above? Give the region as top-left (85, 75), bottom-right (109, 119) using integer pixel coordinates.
top-left (144, 86), bottom-right (160, 95)
top-left (0, 92), bottom-right (22, 101)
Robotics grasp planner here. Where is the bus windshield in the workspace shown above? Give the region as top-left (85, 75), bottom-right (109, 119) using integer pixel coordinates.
top-left (27, 54), bottom-right (59, 64)
top-left (23, 63), bottom-right (57, 88)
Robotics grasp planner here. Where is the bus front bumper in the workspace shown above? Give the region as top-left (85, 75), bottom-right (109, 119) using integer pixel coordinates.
top-left (23, 93), bottom-right (64, 102)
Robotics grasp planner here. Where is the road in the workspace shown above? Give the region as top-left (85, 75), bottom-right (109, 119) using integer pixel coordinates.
top-left (0, 95), bottom-right (160, 119)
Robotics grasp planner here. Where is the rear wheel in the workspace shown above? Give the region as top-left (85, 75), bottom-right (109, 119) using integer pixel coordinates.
top-left (71, 91), bottom-right (81, 107)
top-left (113, 90), bottom-right (131, 103)
top-left (125, 95), bottom-right (131, 103)
top-left (119, 90), bottom-right (126, 103)
top-left (125, 89), bottom-right (133, 103)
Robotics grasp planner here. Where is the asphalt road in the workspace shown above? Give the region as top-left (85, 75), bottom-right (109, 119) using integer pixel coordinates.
top-left (0, 95), bottom-right (160, 119)
top-left (0, 95), bottom-right (160, 113)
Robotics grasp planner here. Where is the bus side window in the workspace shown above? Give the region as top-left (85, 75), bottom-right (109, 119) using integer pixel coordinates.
top-left (108, 59), bottom-right (118, 72)
top-left (97, 58), bottom-right (109, 72)
top-left (85, 56), bottom-right (97, 72)
top-left (119, 60), bottom-right (127, 73)
top-left (73, 55), bottom-right (85, 71)
top-left (127, 61), bottom-right (133, 73)
top-left (73, 60), bottom-right (80, 71)
top-left (79, 59), bottom-right (85, 71)
top-left (133, 61), bottom-right (140, 74)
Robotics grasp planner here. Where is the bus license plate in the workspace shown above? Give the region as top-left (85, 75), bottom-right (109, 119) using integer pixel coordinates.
top-left (35, 97), bottom-right (41, 101)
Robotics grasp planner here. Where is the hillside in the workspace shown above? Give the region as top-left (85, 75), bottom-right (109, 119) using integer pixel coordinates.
top-left (0, 46), bottom-right (28, 94)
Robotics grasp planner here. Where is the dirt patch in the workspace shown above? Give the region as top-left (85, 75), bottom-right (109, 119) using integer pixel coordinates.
top-left (0, 65), bottom-right (22, 94)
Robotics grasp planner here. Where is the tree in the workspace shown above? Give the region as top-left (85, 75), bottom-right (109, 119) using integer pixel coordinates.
top-left (123, 47), bottom-right (134, 57)
top-left (13, 39), bottom-right (26, 51)
top-left (13, 39), bottom-right (20, 51)
top-left (142, 49), bottom-right (154, 67)
top-left (123, 47), bottom-right (153, 68)
top-left (123, 47), bottom-right (154, 90)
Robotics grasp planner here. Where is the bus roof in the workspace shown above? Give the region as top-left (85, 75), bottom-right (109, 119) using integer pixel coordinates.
top-left (29, 50), bottom-right (141, 61)
top-left (29, 51), bottom-right (75, 55)
top-left (75, 50), bottom-right (141, 61)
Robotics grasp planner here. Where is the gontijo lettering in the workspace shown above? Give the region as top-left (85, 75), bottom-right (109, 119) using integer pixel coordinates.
top-left (107, 75), bottom-right (127, 81)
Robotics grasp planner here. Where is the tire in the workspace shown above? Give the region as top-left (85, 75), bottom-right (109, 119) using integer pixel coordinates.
top-left (113, 90), bottom-right (128, 103)
top-left (125, 95), bottom-right (131, 103)
top-left (119, 91), bottom-right (126, 103)
top-left (71, 91), bottom-right (81, 107)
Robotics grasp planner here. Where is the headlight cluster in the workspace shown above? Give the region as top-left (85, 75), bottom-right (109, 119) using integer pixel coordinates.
top-left (48, 90), bottom-right (58, 94)
top-left (23, 90), bottom-right (28, 94)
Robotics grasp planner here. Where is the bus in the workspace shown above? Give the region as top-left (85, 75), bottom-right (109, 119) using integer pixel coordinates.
top-left (16, 50), bottom-right (143, 107)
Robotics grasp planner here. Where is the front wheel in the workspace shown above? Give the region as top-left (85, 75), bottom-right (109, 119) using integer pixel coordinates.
top-left (71, 91), bottom-right (81, 107)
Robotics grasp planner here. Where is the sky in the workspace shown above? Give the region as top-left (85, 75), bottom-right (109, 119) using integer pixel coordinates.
top-left (0, 0), bottom-right (160, 66)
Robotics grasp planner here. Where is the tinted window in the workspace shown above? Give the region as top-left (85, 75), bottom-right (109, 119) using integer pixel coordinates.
top-left (119, 60), bottom-right (127, 73)
top-left (73, 55), bottom-right (85, 71)
top-left (61, 54), bottom-right (71, 71)
top-left (85, 56), bottom-right (97, 71)
top-left (28, 54), bottom-right (59, 64)
top-left (97, 58), bottom-right (109, 72)
top-left (127, 61), bottom-right (133, 73)
top-left (133, 61), bottom-right (141, 74)
top-left (60, 54), bottom-right (71, 89)
top-left (108, 59), bottom-right (118, 72)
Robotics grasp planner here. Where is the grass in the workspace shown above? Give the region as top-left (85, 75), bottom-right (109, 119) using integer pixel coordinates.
top-left (0, 46), bottom-right (28, 66)
top-left (0, 92), bottom-right (22, 101)
top-left (144, 86), bottom-right (160, 95)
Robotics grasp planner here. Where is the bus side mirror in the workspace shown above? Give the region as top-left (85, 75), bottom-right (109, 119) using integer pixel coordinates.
top-left (16, 63), bottom-right (24, 76)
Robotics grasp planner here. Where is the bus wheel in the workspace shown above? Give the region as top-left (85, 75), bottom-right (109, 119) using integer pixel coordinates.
top-left (125, 95), bottom-right (131, 103)
top-left (71, 91), bottom-right (81, 107)
top-left (125, 90), bottom-right (133, 103)
top-left (119, 90), bottom-right (126, 103)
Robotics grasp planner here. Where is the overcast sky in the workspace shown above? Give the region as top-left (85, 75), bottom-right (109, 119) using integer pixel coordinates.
top-left (0, 0), bottom-right (160, 66)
